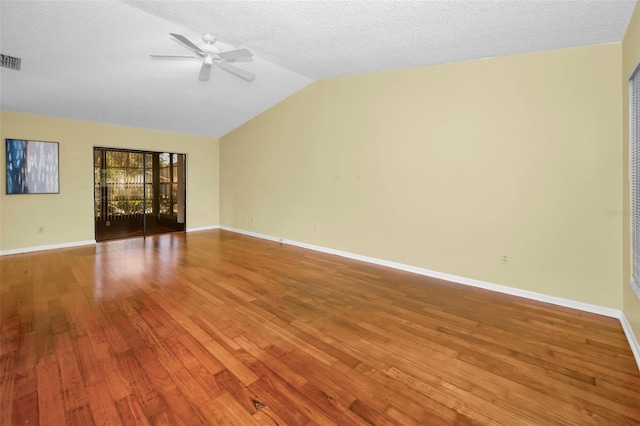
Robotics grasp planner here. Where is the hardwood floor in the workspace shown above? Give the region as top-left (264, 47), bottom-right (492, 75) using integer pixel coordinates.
top-left (95, 217), bottom-right (184, 242)
top-left (1, 229), bottom-right (639, 425)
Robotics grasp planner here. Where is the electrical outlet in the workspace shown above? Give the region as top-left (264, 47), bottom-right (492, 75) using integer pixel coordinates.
top-left (106, 221), bottom-right (111, 226)
top-left (37, 226), bottom-right (44, 234)
top-left (501, 254), bottom-right (509, 265)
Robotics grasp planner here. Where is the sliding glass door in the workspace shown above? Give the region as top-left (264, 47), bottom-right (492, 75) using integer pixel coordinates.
top-left (94, 147), bottom-right (186, 241)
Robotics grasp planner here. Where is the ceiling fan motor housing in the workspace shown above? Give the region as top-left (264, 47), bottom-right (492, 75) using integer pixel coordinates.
top-left (202, 33), bottom-right (216, 43)
top-left (199, 33), bottom-right (220, 55)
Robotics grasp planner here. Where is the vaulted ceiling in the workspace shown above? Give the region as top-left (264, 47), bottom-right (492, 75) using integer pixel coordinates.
top-left (0, 1), bottom-right (637, 138)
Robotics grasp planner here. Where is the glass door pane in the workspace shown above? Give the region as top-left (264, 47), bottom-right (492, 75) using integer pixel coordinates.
top-left (154, 152), bottom-right (186, 234)
top-left (94, 148), bottom-right (186, 241)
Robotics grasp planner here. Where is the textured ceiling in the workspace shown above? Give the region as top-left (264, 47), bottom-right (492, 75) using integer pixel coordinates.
top-left (0, 0), bottom-right (637, 139)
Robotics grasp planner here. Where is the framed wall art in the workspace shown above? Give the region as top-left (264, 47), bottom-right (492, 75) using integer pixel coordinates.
top-left (6, 139), bottom-right (59, 194)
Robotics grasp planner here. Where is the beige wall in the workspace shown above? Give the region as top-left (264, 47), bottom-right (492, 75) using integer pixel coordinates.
top-left (623, 3), bottom-right (640, 345)
top-left (0, 111), bottom-right (219, 251)
top-left (221, 43), bottom-right (623, 309)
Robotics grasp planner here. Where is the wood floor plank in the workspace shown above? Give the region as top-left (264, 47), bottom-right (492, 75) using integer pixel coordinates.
top-left (55, 332), bottom-right (89, 412)
top-left (383, 404), bottom-right (424, 426)
top-left (66, 404), bottom-right (95, 426)
top-left (251, 405), bottom-right (289, 426)
top-left (114, 349), bottom-right (167, 419)
top-left (246, 354), bottom-right (338, 424)
top-left (114, 395), bottom-right (151, 426)
top-left (349, 398), bottom-right (400, 425)
top-left (213, 368), bottom-right (262, 417)
top-left (37, 355), bottom-right (66, 426)
top-left (111, 305), bottom-right (203, 425)
top-left (0, 336), bottom-right (18, 425)
top-left (12, 390), bottom-right (39, 426)
top-left (85, 383), bottom-right (124, 426)
top-left (208, 391), bottom-right (260, 425)
top-left (145, 290), bottom-right (259, 387)
top-left (234, 334), bottom-right (308, 389)
top-left (1, 229), bottom-right (639, 425)
top-left (14, 332), bottom-right (38, 400)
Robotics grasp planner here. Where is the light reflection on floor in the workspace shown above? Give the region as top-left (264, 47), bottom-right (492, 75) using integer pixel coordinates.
top-left (92, 233), bottom-right (185, 302)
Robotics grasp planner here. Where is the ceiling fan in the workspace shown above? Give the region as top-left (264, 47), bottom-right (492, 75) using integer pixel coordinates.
top-left (151, 33), bottom-right (255, 82)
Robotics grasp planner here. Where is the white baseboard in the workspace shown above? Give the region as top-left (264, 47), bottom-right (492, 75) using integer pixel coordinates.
top-left (620, 314), bottom-right (640, 370)
top-left (221, 226), bottom-right (640, 371)
top-left (221, 226), bottom-right (282, 243)
top-left (186, 225), bottom-right (220, 233)
top-left (0, 240), bottom-right (96, 256)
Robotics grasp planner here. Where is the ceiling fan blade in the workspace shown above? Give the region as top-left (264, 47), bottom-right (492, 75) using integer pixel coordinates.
top-left (170, 33), bottom-right (205, 56)
top-left (150, 54), bottom-right (198, 59)
top-left (217, 62), bottom-right (255, 82)
top-left (216, 49), bottom-right (253, 61)
top-left (198, 63), bottom-right (212, 81)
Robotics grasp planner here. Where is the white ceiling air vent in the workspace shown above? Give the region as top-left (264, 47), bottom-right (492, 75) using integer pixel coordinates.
top-left (1, 54), bottom-right (21, 71)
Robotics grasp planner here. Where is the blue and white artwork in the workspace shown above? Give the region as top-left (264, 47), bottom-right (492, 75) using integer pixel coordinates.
top-left (6, 139), bottom-right (59, 194)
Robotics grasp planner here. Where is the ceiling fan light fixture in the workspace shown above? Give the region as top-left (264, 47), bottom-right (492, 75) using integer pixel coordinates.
top-left (204, 56), bottom-right (213, 66)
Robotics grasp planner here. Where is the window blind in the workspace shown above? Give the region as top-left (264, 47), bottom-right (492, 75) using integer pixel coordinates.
top-left (631, 62), bottom-right (640, 291)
